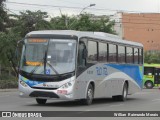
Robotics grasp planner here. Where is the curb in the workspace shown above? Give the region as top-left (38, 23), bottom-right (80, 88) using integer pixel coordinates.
top-left (0, 88), bottom-right (18, 92)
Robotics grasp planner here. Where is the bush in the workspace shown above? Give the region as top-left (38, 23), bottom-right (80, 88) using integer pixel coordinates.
top-left (0, 77), bottom-right (18, 89)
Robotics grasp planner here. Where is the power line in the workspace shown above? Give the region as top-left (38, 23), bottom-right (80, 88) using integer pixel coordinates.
top-left (5, 1), bottom-right (154, 13)
top-left (6, 1), bottom-right (85, 10)
top-left (54, 0), bottom-right (84, 6)
top-left (3, 6), bottom-right (18, 15)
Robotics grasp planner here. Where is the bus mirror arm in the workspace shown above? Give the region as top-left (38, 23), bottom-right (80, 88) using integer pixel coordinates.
top-left (17, 39), bottom-right (24, 47)
top-left (15, 39), bottom-right (24, 72)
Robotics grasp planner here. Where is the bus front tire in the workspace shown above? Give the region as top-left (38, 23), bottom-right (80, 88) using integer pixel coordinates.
top-left (145, 81), bottom-right (154, 89)
top-left (36, 98), bottom-right (47, 104)
top-left (81, 84), bottom-right (94, 105)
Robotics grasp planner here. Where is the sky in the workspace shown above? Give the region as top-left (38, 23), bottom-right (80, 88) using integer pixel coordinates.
top-left (5, 0), bottom-right (160, 16)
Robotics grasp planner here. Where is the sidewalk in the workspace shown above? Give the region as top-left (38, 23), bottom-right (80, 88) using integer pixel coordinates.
top-left (0, 88), bottom-right (18, 92)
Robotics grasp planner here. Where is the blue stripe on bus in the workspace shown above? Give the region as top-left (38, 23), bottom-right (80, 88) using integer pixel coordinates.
top-left (107, 64), bottom-right (143, 88)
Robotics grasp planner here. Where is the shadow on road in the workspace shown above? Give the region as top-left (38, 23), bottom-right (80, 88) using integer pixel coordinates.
top-left (26, 97), bottom-right (139, 107)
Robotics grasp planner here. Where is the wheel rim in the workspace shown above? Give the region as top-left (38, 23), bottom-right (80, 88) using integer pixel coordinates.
top-left (147, 82), bottom-right (152, 87)
top-left (123, 86), bottom-right (127, 98)
top-left (87, 88), bottom-right (93, 101)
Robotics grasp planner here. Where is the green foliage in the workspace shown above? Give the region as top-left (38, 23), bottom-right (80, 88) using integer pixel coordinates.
top-left (0, 78), bottom-right (18, 89)
top-left (0, 0), bottom-right (8, 32)
top-left (144, 51), bottom-right (160, 64)
top-left (0, 31), bottom-right (21, 66)
top-left (50, 15), bottom-right (69, 30)
top-left (11, 10), bottom-right (52, 37)
top-left (68, 14), bottom-right (115, 34)
top-left (50, 13), bottom-right (116, 34)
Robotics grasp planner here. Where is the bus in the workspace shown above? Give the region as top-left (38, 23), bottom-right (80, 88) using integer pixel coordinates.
top-left (143, 63), bottom-right (160, 89)
top-left (18, 30), bottom-right (143, 105)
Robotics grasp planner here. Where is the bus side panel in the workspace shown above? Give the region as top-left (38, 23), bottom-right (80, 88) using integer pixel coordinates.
top-left (107, 64), bottom-right (143, 95)
top-left (74, 63), bottom-right (142, 99)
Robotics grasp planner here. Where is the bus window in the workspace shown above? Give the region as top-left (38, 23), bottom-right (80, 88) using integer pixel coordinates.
top-left (144, 67), bottom-right (154, 75)
top-left (88, 41), bottom-right (98, 62)
top-left (126, 47), bottom-right (133, 63)
top-left (109, 44), bottom-right (117, 62)
top-left (118, 46), bottom-right (125, 63)
top-left (98, 42), bottom-right (107, 62)
top-left (139, 48), bottom-right (143, 64)
top-left (134, 48), bottom-right (138, 64)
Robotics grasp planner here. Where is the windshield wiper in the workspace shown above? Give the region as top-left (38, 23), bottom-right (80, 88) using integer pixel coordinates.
top-left (46, 62), bottom-right (59, 75)
top-left (29, 58), bottom-right (44, 75)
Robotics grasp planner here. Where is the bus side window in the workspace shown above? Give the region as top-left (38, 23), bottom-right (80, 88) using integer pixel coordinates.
top-left (98, 42), bottom-right (107, 62)
top-left (88, 41), bottom-right (98, 62)
top-left (126, 47), bottom-right (133, 64)
top-left (134, 48), bottom-right (138, 64)
top-left (139, 48), bottom-right (143, 64)
top-left (118, 45), bottom-right (125, 63)
top-left (108, 44), bottom-right (117, 62)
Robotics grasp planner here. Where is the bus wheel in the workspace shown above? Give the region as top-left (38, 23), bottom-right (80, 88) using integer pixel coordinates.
top-left (36, 98), bottom-right (47, 104)
top-left (81, 84), bottom-right (94, 105)
top-left (145, 81), bottom-right (154, 89)
top-left (118, 82), bottom-right (128, 101)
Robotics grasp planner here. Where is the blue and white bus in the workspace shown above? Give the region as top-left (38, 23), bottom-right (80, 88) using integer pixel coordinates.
top-left (19, 30), bottom-right (143, 105)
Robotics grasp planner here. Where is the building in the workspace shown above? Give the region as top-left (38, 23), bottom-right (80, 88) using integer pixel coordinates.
top-left (113, 13), bottom-right (160, 51)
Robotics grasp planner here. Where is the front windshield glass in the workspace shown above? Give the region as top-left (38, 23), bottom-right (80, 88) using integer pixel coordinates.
top-left (20, 38), bottom-right (76, 75)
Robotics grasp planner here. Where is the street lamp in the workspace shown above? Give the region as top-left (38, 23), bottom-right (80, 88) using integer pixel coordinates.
top-left (79, 4), bottom-right (96, 15)
top-left (68, 3), bottom-right (96, 29)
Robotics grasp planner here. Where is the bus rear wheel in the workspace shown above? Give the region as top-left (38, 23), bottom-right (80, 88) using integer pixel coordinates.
top-left (81, 84), bottom-right (94, 105)
top-left (112, 82), bottom-right (128, 101)
top-left (36, 98), bottom-right (47, 104)
top-left (145, 81), bottom-right (154, 89)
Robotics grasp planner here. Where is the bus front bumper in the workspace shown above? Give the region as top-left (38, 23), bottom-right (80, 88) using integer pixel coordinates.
top-left (19, 85), bottom-right (75, 100)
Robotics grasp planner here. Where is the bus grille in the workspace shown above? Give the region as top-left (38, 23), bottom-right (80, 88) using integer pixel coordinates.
top-left (29, 91), bottom-right (59, 98)
top-left (31, 87), bottom-right (58, 90)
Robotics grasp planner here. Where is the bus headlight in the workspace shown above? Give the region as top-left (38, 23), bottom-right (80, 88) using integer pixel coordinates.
top-left (60, 80), bottom-right (74, 89)
top-left (19, 80), bottom-right (28, 87)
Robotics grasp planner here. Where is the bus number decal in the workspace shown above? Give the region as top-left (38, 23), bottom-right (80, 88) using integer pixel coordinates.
top-left (96, 66), bottom-right (108, 76)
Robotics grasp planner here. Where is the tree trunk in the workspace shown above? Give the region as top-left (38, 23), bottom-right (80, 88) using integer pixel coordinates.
top-left (0, 64), bottom-right (1, 76)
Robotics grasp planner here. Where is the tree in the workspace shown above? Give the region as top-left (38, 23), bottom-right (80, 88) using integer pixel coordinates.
top-left (144, 51), bottom-right (160, 64)
top-left (50, 14), bottom-right (69, 30)
top-left (0, 10), bottom-right (53, 75)
top-left (50, 13), bottom-right (116, 34)
top-left (0, 31), bottom-right (21, 72)
top-left (12, 10), bottom-right (52, 37)
top-left (0, 0), bottom-right (9, 32)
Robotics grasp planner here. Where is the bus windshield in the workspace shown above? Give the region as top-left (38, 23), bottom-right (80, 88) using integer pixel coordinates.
top-left (20, 38), bottom-right (77, 75)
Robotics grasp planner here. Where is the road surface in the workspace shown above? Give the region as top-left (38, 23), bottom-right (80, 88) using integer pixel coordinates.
top-left (0, 88), bottom-right (160, 120)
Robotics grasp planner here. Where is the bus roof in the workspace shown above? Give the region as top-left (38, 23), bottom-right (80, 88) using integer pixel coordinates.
top-left (144, 63), bottom-right (160, 68)
top-left (26, 30), bottom-right (143, 47)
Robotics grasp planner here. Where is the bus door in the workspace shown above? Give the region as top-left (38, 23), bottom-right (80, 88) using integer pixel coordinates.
top-left (154, 68), bottom-right (160, 84)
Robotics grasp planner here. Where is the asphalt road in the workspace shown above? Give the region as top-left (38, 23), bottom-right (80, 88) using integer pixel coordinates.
top-left (0, 88), bottom-right (160, 120)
